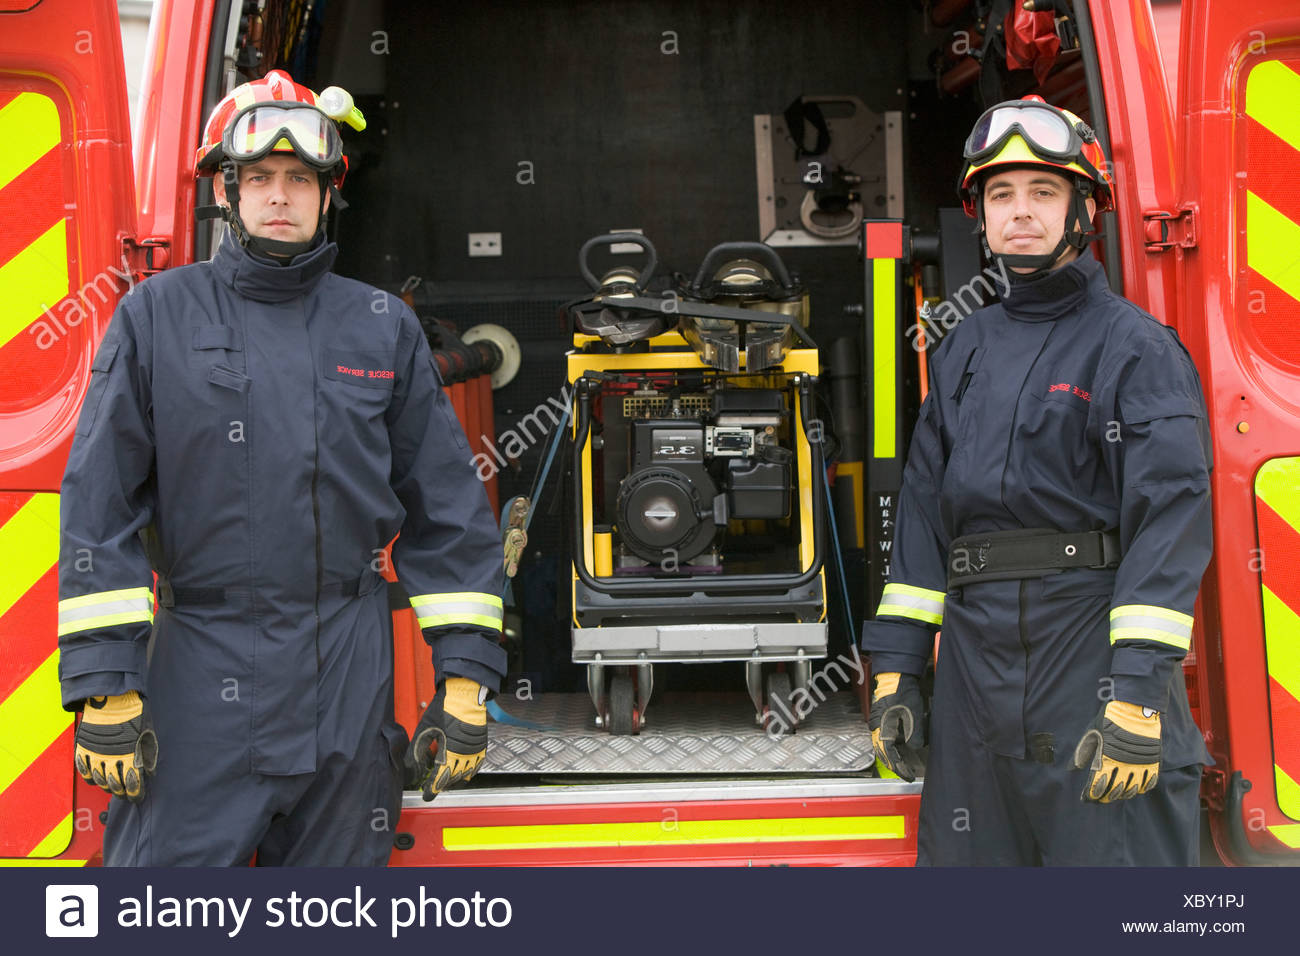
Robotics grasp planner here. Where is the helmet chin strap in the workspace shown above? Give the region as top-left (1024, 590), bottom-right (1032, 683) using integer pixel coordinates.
top-left (204, 160), bottom-right (337, 260)
top-left (977, 180), bottom-right (1098, 283)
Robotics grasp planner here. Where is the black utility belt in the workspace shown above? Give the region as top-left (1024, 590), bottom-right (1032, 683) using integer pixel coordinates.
top-left (946, 528), bottom-right (1120, 588)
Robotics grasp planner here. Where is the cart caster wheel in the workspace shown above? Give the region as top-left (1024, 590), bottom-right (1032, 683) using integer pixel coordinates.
top-left (763, 671), bottom-right (795, 735)
top-left (608, 674), bottom-right (637, 735)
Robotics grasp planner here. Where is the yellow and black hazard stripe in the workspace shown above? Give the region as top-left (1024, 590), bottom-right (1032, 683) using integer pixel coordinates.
top-left (0, 492), bottom-right (82, 862)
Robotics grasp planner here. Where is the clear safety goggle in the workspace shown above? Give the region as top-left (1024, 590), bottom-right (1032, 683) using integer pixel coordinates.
top-left (963, 101), bottom-right (1092, 165)
top-left (223, 102), bottom-right (342, 170)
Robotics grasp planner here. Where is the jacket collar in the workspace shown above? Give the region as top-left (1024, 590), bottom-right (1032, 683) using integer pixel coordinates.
top-left (212, 232), bottom-right (338, 303)
top-left (999, 248), bottom-right (1106, 322)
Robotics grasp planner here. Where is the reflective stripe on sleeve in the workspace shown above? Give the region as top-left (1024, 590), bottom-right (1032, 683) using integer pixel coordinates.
top-left (56, 587), bottom-right (154, 637)
top-left (876, 583), bottom-right (945, 626)
top-left (1109, 604), bottom-right (1194, 651)
top-left (409, 591), bottom-right (504, 631)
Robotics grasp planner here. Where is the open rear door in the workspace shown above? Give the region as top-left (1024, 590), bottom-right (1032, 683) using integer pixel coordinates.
top-left (0, 0), bottom-right (138, 863)
top-left (1172, 0), bottom-right (1300, 863)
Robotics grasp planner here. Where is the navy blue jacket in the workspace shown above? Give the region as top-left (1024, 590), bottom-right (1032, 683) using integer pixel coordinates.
top-left (58, 235), bottom-right (505, 771)
top-left (863, 251), bottom-right (1212, 746)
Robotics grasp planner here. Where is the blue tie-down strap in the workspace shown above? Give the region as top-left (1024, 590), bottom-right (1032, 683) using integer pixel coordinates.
top-left (486, 699), bottom-right (554, 731)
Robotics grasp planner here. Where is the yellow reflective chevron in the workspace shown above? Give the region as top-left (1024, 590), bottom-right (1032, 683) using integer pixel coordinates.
top-left (1245, 191), bottom-right (1300, 304)
top-left (56, 587), bottom-right (153, 637)
top-left (1109, 604), bottom-right (1193, 651)
top-left (1246, 59), bottom-right (1300, 152)
top-left (409, 590), bottom-right (503, 631)
top-left (0, 92), bottom-right (60, 192)
top-left (877, 582), bottom-right (945, 626)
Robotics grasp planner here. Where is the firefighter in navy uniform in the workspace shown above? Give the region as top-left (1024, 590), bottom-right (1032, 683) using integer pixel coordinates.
top-left (57, 71), bottom-right (503, 865)
top-left (862, 96), bottom-right (1213, 865)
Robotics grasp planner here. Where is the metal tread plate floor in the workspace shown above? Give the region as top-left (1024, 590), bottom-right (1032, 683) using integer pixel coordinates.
top-left (484, 691), bottom-right (874, 774)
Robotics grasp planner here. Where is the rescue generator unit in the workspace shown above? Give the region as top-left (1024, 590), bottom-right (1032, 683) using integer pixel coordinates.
top-left (565, 236), bottom-right (828, 735)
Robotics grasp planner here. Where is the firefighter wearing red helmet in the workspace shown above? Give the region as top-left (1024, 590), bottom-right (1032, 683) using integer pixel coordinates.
top-left (862, 96), bottom-right (1213, 864)
top-left (58, 71), bottom-right (505, 865)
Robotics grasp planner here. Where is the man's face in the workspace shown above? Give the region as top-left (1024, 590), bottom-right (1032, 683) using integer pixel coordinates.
top-left (213, 153), bottom-right (328, 248)
top-left (980, 167), bottom-right (1096, 272)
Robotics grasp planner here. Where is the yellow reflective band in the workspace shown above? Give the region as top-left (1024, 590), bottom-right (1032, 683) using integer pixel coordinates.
top-left (1246, 59), bottom-right (1300, 152)
top-left (0, 92), bottom-right (60, 193)
top-left (877, 582), bottom-right (945, 626)
top-left (0, 858), bottom-right (88, 867)
top-left (417, 613), bottom-right (503, 630)
top-left (0, 493), bottom-right (59, 620)
top-left (57, 587), bottom-right (154, 637)
top-left (410, 591), bottom-right (503, 632)
top-left (0, 651), bottom-right (72, 794)
top-left (872, 257), bottom-right (896, 459)
top-left (27, 813), bottom-right (73, 859)
top-left (0, 218), bottom-right (69, 351)
top-left (1109, 604), bottom-right (1193, 651)
top-left (1246, 191), bottom-right (1300, 304)
top-left (443, 815), bottom-right (906, 852)
top-left (408, 591), bottom-right (504, 609)
top-left (1256, 457), bottom-right (1300, 537)
top-left (1262, 586), bottom-right (1300, 707)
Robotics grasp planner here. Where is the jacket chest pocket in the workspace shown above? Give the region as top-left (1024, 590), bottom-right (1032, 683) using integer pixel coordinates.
top-left (190, 324), bottom-right (245, 370)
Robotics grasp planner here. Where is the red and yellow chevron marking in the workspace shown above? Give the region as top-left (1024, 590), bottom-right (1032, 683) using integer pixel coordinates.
top-left (1255, 459), bottom-right (1300, 836)
top-left (1244, 58), bottom-right (1300, 368)
top-left (0, 492), bottom-right (76, 859)
top-left (0, 87), bottom-right (77, 434)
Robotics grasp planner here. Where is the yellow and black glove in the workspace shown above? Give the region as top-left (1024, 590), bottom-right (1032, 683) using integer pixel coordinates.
top-left (406, 677), bottom-right (488, 801)
top-left (869, 672), bottom-right (927, 782)
top-left (73, 691), bottom-right (158, 803)
top-left (1072, 700), bottom-right (1161, 803)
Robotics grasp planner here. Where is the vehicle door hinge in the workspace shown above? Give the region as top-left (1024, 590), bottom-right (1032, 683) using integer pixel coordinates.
top-left (1142, 205), bottom-right (1197, 252)
top-left (122, 235), bottom-right (172, 279)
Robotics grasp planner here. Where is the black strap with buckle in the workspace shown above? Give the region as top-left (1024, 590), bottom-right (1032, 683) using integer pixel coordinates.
top-left (947, 528), bottom-right (1121, 588)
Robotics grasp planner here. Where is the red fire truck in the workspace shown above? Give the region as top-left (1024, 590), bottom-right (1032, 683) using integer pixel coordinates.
top-left (1, 0), bottom-right (1296, 865)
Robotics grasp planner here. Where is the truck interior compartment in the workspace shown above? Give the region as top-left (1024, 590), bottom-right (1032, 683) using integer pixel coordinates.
top-left (209, 0), bottom-right (1113, 789)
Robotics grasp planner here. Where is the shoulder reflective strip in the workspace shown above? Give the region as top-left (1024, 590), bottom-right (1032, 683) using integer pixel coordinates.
top-left (0, 219), bottom-right (68, 351)
top-left (1246, 192), bottom-right (1300, 304)
top-left (57, 587), bottom-right (153, 637)
top-left (0, 493), bottom-right (59, 620)
top-left (872, 257), bottom-right (896, 459)
top-left (26, 812), bottom-right (72, 859)
top-left (877, 582), bottom-right (945, 625)
top-left (0, 652), bottom-right (72, 794)
top-left (442, 814), bottom-right (906, 852)
top-left (1246, 59), bottom-right (1300, 152)
top-left (1108, 605), bottom-right (1193, 651)
top-left (0, 92), bottom-right (59, 193)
